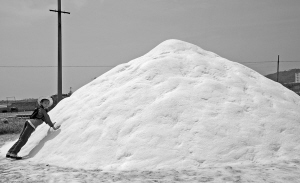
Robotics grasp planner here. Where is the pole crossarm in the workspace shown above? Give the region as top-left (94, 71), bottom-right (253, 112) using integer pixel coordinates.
top-left (50, 9), bottom-right (70, 14)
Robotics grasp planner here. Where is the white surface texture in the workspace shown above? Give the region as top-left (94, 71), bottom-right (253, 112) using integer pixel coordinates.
top-left (1, 40), bottom-right (300, 170)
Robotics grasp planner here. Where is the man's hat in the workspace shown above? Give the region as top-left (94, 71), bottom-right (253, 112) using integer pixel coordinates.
top-left (38, 96), bottom-right (53, 107)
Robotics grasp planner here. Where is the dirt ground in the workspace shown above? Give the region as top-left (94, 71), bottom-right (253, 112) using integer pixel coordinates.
top-left (1, 134), bottom-right (300, 183)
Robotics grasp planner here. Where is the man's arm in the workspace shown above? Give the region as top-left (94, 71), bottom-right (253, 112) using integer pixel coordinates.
top-left (41, 109), bottom-right (60, 130)
top-left (41, 109), bottom-right (54, 127)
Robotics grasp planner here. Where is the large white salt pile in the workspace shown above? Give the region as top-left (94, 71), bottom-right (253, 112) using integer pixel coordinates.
top-left (1, 39), bottom-right (300, 170)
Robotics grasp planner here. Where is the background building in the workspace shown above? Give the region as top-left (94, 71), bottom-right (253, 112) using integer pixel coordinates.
top-left (295, 73), bottom-right (300, 83)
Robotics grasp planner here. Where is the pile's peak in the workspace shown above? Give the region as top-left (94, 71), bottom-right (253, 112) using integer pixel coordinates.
top-left (145, 39), bottom-right (219, 58)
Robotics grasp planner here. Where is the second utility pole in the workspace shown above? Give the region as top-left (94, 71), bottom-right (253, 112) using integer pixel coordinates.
top-left (50, 0), bottom-right (70, 103)
top-left (277, 55), bottom-right (280, 82)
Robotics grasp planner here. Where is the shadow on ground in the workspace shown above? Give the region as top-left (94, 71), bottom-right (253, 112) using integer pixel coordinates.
top-left (24, 128), bottom-right (61, 159)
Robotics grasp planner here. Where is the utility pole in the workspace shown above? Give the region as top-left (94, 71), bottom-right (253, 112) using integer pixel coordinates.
top-left (69, 87), bottom-right (73, 96)
top-left (50, 0), bottom-right (70, 102)
top-left (277, 55), bottom-right (280, 82)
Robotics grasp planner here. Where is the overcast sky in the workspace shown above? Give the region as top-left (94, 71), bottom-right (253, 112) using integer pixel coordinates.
top-left (1, 0), bottom-right (300, 100)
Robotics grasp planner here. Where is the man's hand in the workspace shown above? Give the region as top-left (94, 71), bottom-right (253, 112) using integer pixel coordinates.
top-left (52, 122), bottom-right (61, 130)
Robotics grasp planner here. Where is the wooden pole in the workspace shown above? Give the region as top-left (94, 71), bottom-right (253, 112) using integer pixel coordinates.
top-left (50, 1), bottom-right (70, 103)
top-left (58, 0), bottom-right (62, 102)
top-left (277, 55), bottom-right (279, 82)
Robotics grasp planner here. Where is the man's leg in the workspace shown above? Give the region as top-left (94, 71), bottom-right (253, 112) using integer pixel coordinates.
top-left (7, 121), bottom-right (28, 154)
top-left (9, 121), bottom-right (34, 155)
top-left (18, 121), bottom-right (28, 139)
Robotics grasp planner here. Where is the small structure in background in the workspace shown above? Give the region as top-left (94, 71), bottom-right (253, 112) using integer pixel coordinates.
top-left (295, 73), bottom-right (300, 83)
top-left (50, 87), bottom-right (73, 110)
top-left (0, 105), bottom-right (18, 113)
top-left (282, 72), bottom-right (300, 95)
top-left (49, 92), bottom-right (71, 110)
top-left (10, 99), bottom-right (37, 111)
top-left (0, 105), bottom-right (9, 113)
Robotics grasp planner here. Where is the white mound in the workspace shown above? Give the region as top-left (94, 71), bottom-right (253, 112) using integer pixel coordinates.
top-left (2, 39), bottom-right (300, 170)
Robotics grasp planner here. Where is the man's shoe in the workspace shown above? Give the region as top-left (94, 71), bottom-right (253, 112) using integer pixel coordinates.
top-left (6, 153), bottom-right (12, 158)
top-left (10, 154), bottom-right (22, 160)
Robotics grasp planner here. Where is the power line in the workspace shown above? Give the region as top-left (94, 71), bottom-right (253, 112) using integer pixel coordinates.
top-left (0, 65), bottom-right (115, 68)
top-left (0, 61), bottom-right (300, 68)
top-left (241, 61), bottom-right (275, 63)
top-left (242, 61), bottom-right (300, 63)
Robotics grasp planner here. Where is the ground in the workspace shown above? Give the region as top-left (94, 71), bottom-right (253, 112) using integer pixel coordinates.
top-left (1, 135), bottom-right (300, 183)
